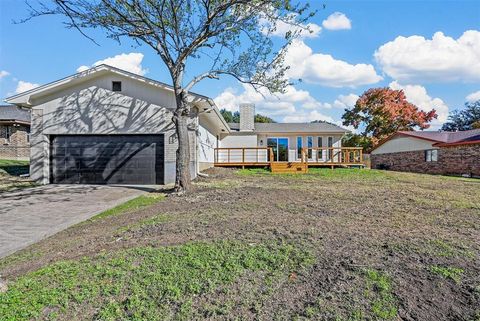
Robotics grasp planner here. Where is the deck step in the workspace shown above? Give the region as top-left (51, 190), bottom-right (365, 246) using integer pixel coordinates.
top-left (271, 162), bottom-right (308, 174)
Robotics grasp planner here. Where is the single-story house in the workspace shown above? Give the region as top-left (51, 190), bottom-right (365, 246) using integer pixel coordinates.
top-left (219, 103), bottom-right (349, 165)
top-left (5, 65), bottom-right (356, 185)
top-left (0, 105), bottom-right (31, 160)
top-left (371, 130), bottom-right (480, 177)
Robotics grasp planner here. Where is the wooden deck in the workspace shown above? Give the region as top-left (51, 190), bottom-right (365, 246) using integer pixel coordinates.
top-left (214, 147), bottom-right (364, 173)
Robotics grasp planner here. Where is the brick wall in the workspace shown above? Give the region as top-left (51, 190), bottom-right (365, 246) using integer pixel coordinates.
top-left (371, 144), bottom-right (480, 177)
top-left (0, 125), bottom-right (30, 159)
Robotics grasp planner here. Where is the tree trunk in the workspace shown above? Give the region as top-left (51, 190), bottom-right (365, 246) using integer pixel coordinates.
top-left (173, 91), bottom-right (192, 193)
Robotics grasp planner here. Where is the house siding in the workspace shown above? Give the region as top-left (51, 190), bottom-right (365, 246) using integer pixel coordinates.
top-left (29, 73), bottom-right (197, 185)
top-left (0, 124), bottom-right (30, 160)
top-left (220, 134), bottom-right (258, 148)
top-left (197, 124), bottom-right (217, 171)
top-left (371, 136), bottom-right (435, 154)
top-left (371, 144), bottom-right (480, 177)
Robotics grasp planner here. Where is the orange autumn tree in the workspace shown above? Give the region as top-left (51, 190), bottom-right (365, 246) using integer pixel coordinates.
top-left (342, 88), bottom-right (437, 149)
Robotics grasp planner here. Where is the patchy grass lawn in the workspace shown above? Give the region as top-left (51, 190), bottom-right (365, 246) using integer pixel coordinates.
top-left (1, 168), bottom-right (479, 321)
top-left (88, 193), bottom-right (166, 221)
top-left (0, 159), bottom-right (35, 192)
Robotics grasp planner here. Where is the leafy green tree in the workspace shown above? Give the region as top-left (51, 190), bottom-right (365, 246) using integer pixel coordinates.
top-left (220, 109), bottom-right (275, 123)
top-left (254, 114), bottom-right (276, 123)
top-left (219, 109), bottom-right (239, 123)
top-left (26, 0), bottom-right (315, 192)
top-left (342, 133), bottom-right (374, 153)
top-left (311, 120), bottom-right (337, 125)
top-left (441, 101), bottom-right (480, 131)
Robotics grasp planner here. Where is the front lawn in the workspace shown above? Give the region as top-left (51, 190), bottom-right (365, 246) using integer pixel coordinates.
top-left (1, 168), bottom-right (479, 320)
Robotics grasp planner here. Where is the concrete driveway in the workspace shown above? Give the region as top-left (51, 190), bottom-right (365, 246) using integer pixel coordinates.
top-left (0, 185), bottom-right (147, 258)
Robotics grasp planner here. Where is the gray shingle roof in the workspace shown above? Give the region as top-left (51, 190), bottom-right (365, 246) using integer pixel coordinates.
top-left (398, 129), bottom-right (480, 143)
top-left (0, 105), bottom-right (31, 123)
top-left (228, 122), bottom-right (348, 133)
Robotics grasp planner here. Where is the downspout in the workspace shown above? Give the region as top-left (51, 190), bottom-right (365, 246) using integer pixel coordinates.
top-left (195, 107), bottom-right (209, 178)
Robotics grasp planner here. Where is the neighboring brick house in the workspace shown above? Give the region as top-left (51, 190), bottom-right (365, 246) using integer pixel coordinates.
top-left (0, 105), bottom-right (31, 160)
top-left (371, 129), bottom-right (480, 177)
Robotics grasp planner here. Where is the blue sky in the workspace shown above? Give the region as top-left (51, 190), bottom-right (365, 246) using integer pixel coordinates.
top-left (1, 0), bottom-right (479, 129)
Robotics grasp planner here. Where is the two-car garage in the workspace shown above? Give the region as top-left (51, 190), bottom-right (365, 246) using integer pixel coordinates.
top-left (6, 65), bottom-right (230, 185)
top-left (50, 135), bottom-right (164, 185)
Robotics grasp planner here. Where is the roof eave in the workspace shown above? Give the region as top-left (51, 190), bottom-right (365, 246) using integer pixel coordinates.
top-left (4, 64), bottom-right (212, 107)
top-left (434, 140), bottom-right (480, 147)
top-left (371, 131), bottom-right (445, 153)
top-left (207, 99), bottom-right (230, 134)
top-left (0, 120), bottom-right (30, 125)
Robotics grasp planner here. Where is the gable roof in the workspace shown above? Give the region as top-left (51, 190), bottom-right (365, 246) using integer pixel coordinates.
top-left (0, 105), bottom-right (31, 124)
top-left (4, 64), bottom-right (230, 133)
top-left (228, 122), bottom-right (348, 134)
top-left (5, 64), bottom-right (211, 106)
top-left (397, 129), bottom-right (480, 143)
top-left (372, 129), bottom-right (480, 151)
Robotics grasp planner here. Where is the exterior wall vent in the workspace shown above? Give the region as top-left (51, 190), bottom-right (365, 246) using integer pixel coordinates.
top-left (112, 81), bottom-right (122, 92)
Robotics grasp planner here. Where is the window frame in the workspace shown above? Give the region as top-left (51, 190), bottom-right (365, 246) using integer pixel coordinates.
top-left (327, 136), bottom-right (333, 160)
top-left (425, 149), bottom-right (438, 162)
top-left (297, 136), bottom-right (303, 159)
top-left (307, 136), bottom-right (313, 159)
top-left (5, 126), bottom-right (11, 143)
top-left (112, 81), bottom-right (122, 92)
top-left (317, 136), bottom-right (323, 160)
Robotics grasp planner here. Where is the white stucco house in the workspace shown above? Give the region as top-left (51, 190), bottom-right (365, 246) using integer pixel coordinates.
top-left (5, 65), bottom-right (356, 185)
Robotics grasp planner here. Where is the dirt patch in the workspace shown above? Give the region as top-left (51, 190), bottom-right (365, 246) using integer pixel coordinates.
top-left (1, 168), bottom-right (479, 320)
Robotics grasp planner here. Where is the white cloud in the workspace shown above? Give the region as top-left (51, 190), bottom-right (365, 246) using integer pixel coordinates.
top-left (284, 40), bottom-right (382, 87)
top-left (389, 81), bottom-right (449, 130)
top-left (260, 14), bottom-right (321, 38)
top-left (214, 84), bottom-right (359, 130)
top-left (15, 80), bottom-right (40, 94)
top-left (375, 30), bottom-right (480, 83)
top-left (333, 93), bottom-right (359, 109)
top-left (77, 53), bottom-right (147, 75)
top-left (466, 91), bottom-right (480, 103)
top-left (214, 84), bottom-right (329, 117)
top-left (322, 12), bottom-right (351, 30)
top-left (283, 110), bottom-right (336, 123)
top-left (0, 70), bottom-right (10, 80)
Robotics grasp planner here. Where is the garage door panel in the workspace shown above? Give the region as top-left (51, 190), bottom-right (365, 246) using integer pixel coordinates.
top-left (51, 135), bottom-right (164, 185)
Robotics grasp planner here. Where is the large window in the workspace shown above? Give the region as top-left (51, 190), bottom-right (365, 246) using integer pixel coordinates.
top-left (267, 137), bottom-right (289, 161)
top-left (307, 136), bottom-right (313, 159)
top-left (327, 136), bottom-right (333, 160)
top-left (425, 149), bottom-right (438, 162)
top-left (297, 136), bottom-right (303, 159)
top-left (5, 126), bottom-right (11, 143)
top-left (317, 137), bottom-right (323, 160)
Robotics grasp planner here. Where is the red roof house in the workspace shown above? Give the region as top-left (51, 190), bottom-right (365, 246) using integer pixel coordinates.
top-left (371, 129), bottom-right (480, 177)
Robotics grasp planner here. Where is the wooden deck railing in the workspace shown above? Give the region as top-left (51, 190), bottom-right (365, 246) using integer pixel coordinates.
top-left (302, 147), bottom-right (363, 165)
top-left (214, 147), bottom-right (363, 167)
top-left (214, 147), bottom-right (271, 166)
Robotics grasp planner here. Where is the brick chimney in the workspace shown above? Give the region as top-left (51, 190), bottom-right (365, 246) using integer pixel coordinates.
top-left (239, 103), bottom-right (255, 131)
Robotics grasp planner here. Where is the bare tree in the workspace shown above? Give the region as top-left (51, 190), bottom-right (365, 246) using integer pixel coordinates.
top-left (23, 0), bottom-right (315, 192)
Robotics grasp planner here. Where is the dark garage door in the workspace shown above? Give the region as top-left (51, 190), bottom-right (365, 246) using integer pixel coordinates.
top-left (50, 135), bottom-right (164, 185)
